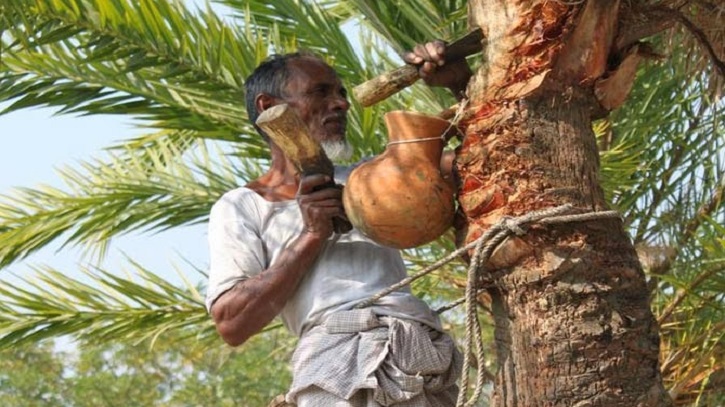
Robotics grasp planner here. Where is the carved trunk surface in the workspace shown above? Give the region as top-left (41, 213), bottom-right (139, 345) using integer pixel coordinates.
top-left (459, 1), bottom-right (672, 405)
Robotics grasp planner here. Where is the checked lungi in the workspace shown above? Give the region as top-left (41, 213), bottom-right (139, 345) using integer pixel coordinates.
top-left (286, 308), bottom-right (462, 407)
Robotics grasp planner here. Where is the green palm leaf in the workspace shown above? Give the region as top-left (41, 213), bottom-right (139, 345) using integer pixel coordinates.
top-left (0, 138), bottom-right (252, 267)
top-left (0, 260), bottom-right (214, 350)
top-left (0, 1), bottom-right (723, 403)
top-left (600, 29), bottom-right (724, 403)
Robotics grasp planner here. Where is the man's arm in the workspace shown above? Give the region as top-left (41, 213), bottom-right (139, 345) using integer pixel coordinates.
top-left (210, 174), bottom-right (344, 346)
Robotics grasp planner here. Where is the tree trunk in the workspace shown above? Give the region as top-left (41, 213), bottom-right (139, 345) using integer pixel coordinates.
top-left (457, 1), bottom-right (672, 405)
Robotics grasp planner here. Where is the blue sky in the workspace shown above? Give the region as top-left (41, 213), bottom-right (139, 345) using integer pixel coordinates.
top-left (0, 104), bottom-right (209, 288)
top-left (0, 0), bottom-right (229, 288)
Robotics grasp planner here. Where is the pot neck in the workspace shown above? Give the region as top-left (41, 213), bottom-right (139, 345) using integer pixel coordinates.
top-left (385, 136), bottom-right (444, 162)
top-left (383, 110), bottom-right (451, 160)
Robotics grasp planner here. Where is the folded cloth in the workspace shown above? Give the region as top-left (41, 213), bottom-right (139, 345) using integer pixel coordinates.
top-left (287, 308), bottom-right (462, 406)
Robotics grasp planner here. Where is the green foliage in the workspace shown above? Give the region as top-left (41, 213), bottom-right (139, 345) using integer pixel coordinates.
top-left (0, 261), bottom-right (214, 349)
top-left (0, 0), bottom-right (723, 405)
top-left (0, 0), bottom-right (472, 268)
top-left (598, 32), bottom-right (725, 404)
top-left (0, 341), bottom-right (66, 407)
top-left (0, 333), bottom-right (295, 407)
top-left (0, 0), bottom-right (258, 147)
top-left (0, 141), bottom-right (242, 267)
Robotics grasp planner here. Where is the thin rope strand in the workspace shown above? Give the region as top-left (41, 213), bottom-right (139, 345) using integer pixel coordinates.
top-left (359, 204), bottom-right (609, 312)
top-left (538, 210), bottom-right (620, 224)
top-left (457, 232), bottom-right (490, 406)
top-left (387, 98), bottom-right (470, 148)
top-left (354, 238), bottom-right (482, 309)
top-left (444, 98), bottom-right (468, 141)
top-left (461, 227), bottom-right (512, 407)
top-left (386, 135), bottom-right (445, 146)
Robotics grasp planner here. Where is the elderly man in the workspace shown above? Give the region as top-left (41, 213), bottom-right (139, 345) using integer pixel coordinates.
top-left (206, 42), bottom-right (472, 406)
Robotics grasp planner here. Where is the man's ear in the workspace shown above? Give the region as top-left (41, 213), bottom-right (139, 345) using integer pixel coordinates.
top-left (255, 93), bottom-right (277, 114)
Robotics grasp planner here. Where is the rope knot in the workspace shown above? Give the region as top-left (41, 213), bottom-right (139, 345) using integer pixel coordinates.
top-left (352, 203), bottom-right (622, 407)
top-left (501, 216), bottom-right (526, 236)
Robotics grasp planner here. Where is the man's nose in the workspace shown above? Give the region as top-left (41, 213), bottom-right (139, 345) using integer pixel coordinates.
top-left (331, 94), bottom-right (350, 111)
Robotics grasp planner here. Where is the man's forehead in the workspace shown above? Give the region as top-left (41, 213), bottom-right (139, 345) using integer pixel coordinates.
top-left (286, 57), bottom-right (341, 84)
top-left (289, 55), bottom-right (333, 70)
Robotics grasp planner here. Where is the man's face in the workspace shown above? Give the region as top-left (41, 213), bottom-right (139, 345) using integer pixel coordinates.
top-left (279, 57), bottom-right (351, 151)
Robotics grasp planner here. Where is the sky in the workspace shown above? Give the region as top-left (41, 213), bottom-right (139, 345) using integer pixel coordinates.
top-left (0, 105), bottom-right (208, 288)
top-left (0, 1), bottom-right (368, 291)
top-left (0, 1), bottom-right (234, 289)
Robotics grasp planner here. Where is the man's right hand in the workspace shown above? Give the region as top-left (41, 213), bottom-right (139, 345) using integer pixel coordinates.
top-left (403, 40), bottom-right (473, 100)
top-left (296, 174), bottom-right (347, 239)
top-left (211, 174), bottom-right (344, 347)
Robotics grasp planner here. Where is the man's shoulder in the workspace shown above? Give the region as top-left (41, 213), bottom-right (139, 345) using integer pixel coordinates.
top-left (215, 186), bottom-right (256, 204)
top-left (210, 187), bottom-right (259, 215)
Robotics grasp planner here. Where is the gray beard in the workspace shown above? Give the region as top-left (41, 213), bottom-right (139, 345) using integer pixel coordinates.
top-left (321, 140), bottom-right (353, 162)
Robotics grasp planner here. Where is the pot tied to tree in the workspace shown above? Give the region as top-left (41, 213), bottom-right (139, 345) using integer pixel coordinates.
top-left (256, 104), bottom-right (456, 248)
top-left (343, 110), bottom-right (456, 249)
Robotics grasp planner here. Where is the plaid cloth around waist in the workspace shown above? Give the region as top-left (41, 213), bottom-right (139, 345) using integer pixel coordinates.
top-left (286, 308), bottom-right (462, 406)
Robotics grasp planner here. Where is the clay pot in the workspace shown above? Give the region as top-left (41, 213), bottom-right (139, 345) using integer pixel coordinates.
top-left (343, 110), bottom-right (456, 249)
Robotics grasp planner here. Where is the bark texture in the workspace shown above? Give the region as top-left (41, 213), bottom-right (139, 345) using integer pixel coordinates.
top-left (457, 1), bottom-right (673, 405)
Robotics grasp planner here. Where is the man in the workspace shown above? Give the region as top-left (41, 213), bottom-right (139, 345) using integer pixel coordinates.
top-left (206, 41), bottom-right (472, 406)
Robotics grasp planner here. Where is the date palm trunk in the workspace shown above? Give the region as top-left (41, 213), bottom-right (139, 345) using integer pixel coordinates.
top-left (456, 1), bottom-right (672, 405)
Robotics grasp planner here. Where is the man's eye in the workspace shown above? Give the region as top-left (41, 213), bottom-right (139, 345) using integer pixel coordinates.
top-left (311, 86), bottom-right (328, 95)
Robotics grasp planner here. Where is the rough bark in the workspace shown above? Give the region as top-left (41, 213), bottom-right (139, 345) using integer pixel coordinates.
top-left (457, 1), bottom-right (673, 405)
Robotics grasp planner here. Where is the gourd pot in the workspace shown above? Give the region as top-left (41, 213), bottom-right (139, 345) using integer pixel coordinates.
top-left (343, 110), bottom-right (456, 249)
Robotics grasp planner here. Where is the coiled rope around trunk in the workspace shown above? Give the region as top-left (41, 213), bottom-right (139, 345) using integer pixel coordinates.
top-left (355, 204), bottom-right (622, 407)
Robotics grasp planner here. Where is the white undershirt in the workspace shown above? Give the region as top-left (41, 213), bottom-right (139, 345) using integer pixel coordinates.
top-left (205, 183), bottom-right (441, 337)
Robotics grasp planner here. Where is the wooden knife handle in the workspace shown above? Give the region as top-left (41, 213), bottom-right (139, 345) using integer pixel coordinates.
top-left (352, 29), bottom-right (483, 107)
top-left (256, 104), bottom-right (352, 234)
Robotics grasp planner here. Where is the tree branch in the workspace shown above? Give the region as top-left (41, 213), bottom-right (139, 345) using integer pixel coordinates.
top-left (616, 4), bottom-right (725, 79)
top-left (615, 5), bottom-right (677, 51)
top-left (671, 7), bottom-right (725, 78)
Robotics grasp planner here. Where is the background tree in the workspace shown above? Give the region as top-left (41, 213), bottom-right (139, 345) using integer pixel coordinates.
top-left (0, 333), bottom-right (294, 406)
top-left (0, 341), bottom-right (66, 407)
top-left (0, 0), bottom-right (722, 406)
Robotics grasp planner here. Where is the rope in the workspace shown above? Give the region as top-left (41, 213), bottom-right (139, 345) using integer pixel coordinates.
top-left (355, 204), bottom-right (622, 407)
top-left (386, 135), bottom-right (445, 146)
top-left (354, 235), bottom-right (483, 310)
top-left (455, 204), bottom-right (621, 407)
top-left (385, 99), bottom-right (470, 148)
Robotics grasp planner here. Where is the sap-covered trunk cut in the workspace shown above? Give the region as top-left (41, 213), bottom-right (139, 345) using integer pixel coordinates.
top-left (457, 1), bottom-right (672, 405)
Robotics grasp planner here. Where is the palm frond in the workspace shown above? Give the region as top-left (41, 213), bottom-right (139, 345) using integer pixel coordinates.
top-left (607, 35), bottom-right (724, 246)
top-left (0, 0), bottom-right (269, 150)
top-left (655, 234), bottom-right (725, 404)
top-left (0, 260), bottom-right (215, 350)
top-left (0, 138), bottom-right (253, 267)
top-left (0, 4), bottom-right (721, 404)
top-left (335, 0), bottom-right (468, 54)
top-left (598, 23), bottom-right (724, 403)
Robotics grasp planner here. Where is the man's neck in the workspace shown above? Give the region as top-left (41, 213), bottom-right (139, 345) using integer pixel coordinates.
top-left (246, 147), bottom-right (300, 201)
